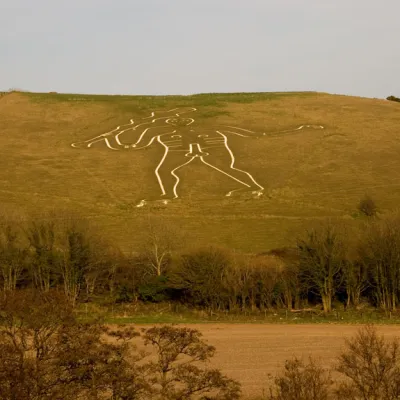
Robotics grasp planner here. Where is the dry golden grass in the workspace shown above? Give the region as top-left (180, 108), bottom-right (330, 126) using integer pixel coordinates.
top-left (1, 91), bottom-right (400, 251)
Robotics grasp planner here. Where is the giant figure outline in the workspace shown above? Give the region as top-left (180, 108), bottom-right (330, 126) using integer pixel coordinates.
top-left (71, 107), bottom-right (324, 205)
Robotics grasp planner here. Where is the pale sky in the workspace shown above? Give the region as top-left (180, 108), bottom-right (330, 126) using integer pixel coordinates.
top-left (1, 0), bottom-right (399, 98)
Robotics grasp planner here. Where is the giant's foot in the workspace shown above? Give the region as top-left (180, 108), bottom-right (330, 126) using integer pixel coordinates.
top-left (252, 190), bottom-right (264, 198)
top-left (135, 199), bottom-right (147, 208)
top-left (226, 188), bottom-right (264, 199)
top-left (135, 198), bottom-right (172, 208)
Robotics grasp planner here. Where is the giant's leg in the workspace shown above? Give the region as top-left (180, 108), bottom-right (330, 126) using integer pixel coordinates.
top-left (155, 149), bottom-right (196, 199)
top-left (136, 149), bottom-right (194, 207)
top-left (200, 146), bottom-right (264, 196)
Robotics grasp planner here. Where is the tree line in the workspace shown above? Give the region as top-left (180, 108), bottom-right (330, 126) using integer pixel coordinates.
top-left (3, 210), bottom-right (400, 313)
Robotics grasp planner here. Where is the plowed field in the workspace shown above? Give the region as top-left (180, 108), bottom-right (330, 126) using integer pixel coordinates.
top-left (179, 324), bottom-right (400, 398)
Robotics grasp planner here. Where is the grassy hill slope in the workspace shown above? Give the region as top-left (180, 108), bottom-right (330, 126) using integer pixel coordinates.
top-left (1, 91), bottom-right (400, 252)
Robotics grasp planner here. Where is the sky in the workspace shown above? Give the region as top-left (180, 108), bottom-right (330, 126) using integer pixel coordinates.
top-left (1, 0), bottom-right (399, 98)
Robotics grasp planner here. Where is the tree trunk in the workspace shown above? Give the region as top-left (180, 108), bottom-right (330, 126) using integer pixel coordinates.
top-left (241, 293), bottom-right (247, 311)
top-left (321, 294), bottom-right (331, 313)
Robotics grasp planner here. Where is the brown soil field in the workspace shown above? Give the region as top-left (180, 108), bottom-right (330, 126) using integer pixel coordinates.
top-left (148, 324), bottom-right (400, 399)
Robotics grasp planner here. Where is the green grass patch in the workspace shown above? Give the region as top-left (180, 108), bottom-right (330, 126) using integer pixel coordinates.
top-left (74, 303), bottom-right (400, 325)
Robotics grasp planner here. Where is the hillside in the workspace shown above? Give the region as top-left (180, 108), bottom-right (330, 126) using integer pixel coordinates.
top-left (1, 91), bottom-right (400, 252)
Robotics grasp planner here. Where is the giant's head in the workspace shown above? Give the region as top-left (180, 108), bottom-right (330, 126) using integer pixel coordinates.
top-left (166, 117), bottom-right (194, 127)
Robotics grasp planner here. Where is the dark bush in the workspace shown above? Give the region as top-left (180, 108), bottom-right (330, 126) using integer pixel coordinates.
top-left (387, 95), bottom-right (400, 103)
top-left (358, 195), bottom-right (378, 217)
top-left (138, 275), bottom-right (170, 302)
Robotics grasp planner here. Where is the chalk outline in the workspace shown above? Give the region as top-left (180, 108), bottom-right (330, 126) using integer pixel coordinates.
top-left (147, 126), bottom-right (266, 199)
top-left (71, 107), bottom-right (197, 150)
top-left (71, 108), bottom-right (324, 202)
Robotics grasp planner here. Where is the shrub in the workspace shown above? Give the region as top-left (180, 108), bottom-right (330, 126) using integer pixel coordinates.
top-left (387, 95), bottom-right (400, 103)
top-left (142, 325), bottom-right (241, 399)
top-left (358, 195), bottom-right (378, 217)
top-left (171, 247), bottom-right (231, 309)
top-left (335, 325), bottom-right (400, 400)
top-left (138, 275), bottom-right (170, 302)
top-left (268, 357), bottom-right (332, 400)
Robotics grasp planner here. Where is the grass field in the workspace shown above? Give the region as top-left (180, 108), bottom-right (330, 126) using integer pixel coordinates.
top-left (1, 90), bottom-right (400, 252)
top-left (76, 301), bottom-right (400, 326)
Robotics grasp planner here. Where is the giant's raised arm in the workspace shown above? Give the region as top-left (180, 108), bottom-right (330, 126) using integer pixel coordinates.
top-left (265, 124), bottom-right (325, 137)
top-left (217, 124), bottom-right (324, 138)
top-left (216, 126), bottom-right (264, 137)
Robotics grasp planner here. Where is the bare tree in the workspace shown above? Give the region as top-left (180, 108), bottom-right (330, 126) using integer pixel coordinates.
top-left (342, 258), bottom-right (369, 308)
top-left (55, 216), bottom-right (97, 306)
top-left (0, 289), bottom-right (148, 400)
top-left (268, 248), bottom-right (302, 310)
top-left (359, 215), bottom-right (400, 311)
top-left (221, 251), bottom-right (244, 311)
top-left (336, 325), bottom-right (400, 400)
top-left (254, 255), bottom-right (284, 310)
top-left (222, 253), bottom-right (257, 311)
top-left (268, 357), bottom-right (332, 400)
top-left (141, 216), bottom-right (183, 277)
top-left (26, 219), bottom-right (58, 292)
top-left (81, 236), bottom-right (121, 300)
top-left (297, 223), bottom-right (346, 313)
top-left (172, 247), bottom-right (231, 310)
top-left (279, 262), bottom-right (303, 310)
top-left (0, 219), bottom-right (27, 291)
top-left (0, 290), bottom-right (74, 399)
top-left (142, 325), bottom-right (241, 400)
